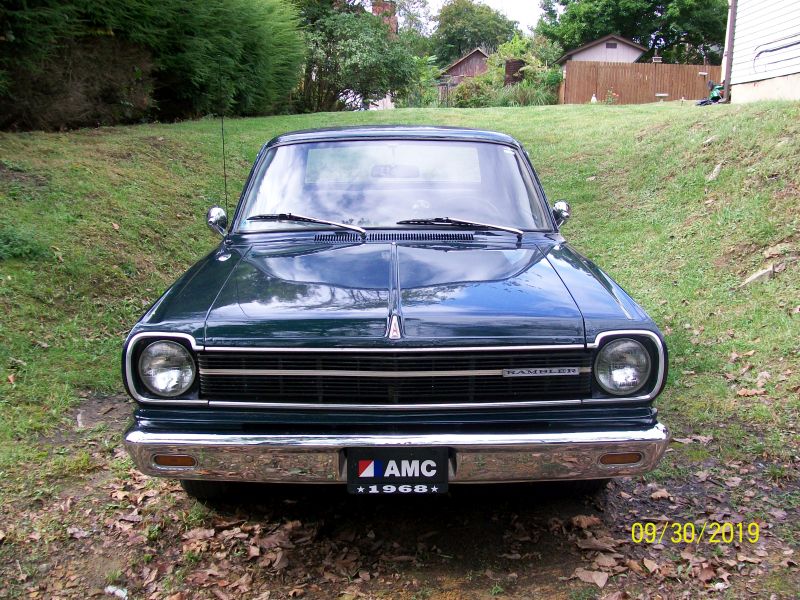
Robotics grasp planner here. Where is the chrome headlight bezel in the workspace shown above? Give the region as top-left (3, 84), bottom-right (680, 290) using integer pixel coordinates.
top-left (594, 337), bottom-right (653, 396)
top-left (136, 339), bottom-right (197, 398)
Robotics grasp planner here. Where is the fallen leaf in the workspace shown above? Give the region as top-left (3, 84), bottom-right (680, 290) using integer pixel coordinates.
top-left (737, 554), bottom-right (761, 564)
top-left (571, 515), bottom-right (602, 529)
top-left (737, 388), bottom-right (766, 397)
top-left (643, 558), bottom-right (659, 573)
top-left (706, 162), bottom-right (723, 182)
top-left (112, 222), bottom-right (120, 230)
top-left (576, 536), bottom-right (617, 552)
top-left (769, 508), bottom-right (787, 520)
top-left (288, 589), bottom-right (305, 598)
top-left (600, 592), bottom-right (629, 600)
top-left (183, 528), bottom-right (215, 540)
top-left (650, 489), bottom-right (670, 500)
top-left (594, 554), bottom-right (617, 568)
top-left (6, 374), bottom-right (15, 385)
top-left (680, 549), bottom-right (698, 563)
top-left (695, 470), bottom-right (710, 482)
top-left (273, 549), bottom-right (289, 570)
top-left (574, 568), bottom-right (608, 588)
top-left (0, 530), bottom-right (6, 544)
top-left (696, 565), bottom-right (715, 582)
top-left (626, 560), bottom-right (644, 574)
top-left (725, 477), bottom-right (742, 488)
top-left (67, 526), bottom-right (90, 539)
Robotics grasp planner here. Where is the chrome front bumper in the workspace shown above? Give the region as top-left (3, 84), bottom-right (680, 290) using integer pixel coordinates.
top-left (125, 423), bottom-right (669, 483)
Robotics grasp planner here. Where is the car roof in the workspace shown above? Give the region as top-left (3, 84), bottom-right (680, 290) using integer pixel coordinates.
top-left (266, 125), bottom-right (520, 148)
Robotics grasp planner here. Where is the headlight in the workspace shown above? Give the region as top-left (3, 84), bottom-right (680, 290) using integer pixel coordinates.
top-left (595, 338), bottom-right (651, 396)
top-left (138, 341), bottom-right (196, 397)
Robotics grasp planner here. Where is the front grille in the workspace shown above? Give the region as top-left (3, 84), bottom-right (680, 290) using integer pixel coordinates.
top-left (198, 349), bottom-right (593, 407)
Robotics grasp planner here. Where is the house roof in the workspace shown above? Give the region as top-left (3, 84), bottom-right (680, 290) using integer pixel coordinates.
top-left (442, 48), bottom-right (489, 74)
top-left (555, 34), bottom-right (648, 65)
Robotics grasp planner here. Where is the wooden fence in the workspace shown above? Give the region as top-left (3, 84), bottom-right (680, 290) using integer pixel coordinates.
top-left (560, 61), bottom-right (722, 104)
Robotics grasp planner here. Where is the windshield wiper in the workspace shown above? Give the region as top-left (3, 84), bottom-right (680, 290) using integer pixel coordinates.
top-left (246, 213), bottom-right (366, 238)
top-left (396, 217), bottom-right (523, 240)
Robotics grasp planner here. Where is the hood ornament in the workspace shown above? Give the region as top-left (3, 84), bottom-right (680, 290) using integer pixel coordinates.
top-left (387, 315), bottom-right (402, 340)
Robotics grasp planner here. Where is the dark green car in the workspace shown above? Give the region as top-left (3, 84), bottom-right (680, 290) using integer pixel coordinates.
top-left (123, 126), bottom-right (669, 500)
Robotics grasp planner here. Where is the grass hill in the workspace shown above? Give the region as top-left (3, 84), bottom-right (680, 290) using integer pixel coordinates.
top-left (1, 101), bottom-right (798, 598)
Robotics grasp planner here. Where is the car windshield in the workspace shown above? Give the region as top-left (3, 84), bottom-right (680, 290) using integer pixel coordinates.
top-left (236, 140), bottom-right (550, 233)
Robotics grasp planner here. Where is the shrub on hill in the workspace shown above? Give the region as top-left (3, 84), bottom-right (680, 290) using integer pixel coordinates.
top-left (0, 0), bottom-right (304, 130)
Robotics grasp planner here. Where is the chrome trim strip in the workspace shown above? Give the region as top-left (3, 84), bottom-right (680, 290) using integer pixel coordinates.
top-left (125, 332), bottom-right (207, 406)
top-left (199, 367), bottom-right (591, 378)
top-left (124, 423), bottom-right (669, 483)
top-left (202, 344), bottom-right (588, 353)
top-left (208, 399), bottom-right (582, 410)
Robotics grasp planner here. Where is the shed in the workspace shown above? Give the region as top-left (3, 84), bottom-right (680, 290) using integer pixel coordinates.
top-left (555, 35), bottom-right (647, 66)
top-left (722, 0), bottom-right (800, 102)
top-left (442, 48), bottom-right (489, 85)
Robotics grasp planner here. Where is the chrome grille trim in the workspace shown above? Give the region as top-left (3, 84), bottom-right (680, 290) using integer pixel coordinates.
top-left (202, 344), bottom-right (587, 352)
top-left (199, 367), bottom-right (591, 378)
top-left (208, 399), bottom-right (583, 410)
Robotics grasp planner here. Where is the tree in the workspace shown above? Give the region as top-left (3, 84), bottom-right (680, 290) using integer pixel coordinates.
top-left (299, 10), bottom-right (416, 111)
top-left (536, 0), bottom-right (727, 64)
top-left (432, 0), bottom-right (519, 66)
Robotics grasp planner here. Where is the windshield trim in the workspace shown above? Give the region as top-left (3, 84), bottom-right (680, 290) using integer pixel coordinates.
top-left (232, 138), bottom-right (556, 235)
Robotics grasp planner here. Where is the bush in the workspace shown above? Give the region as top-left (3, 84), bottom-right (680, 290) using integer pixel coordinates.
top-left (449, 67), bottom-right (561, 109)
top-left (450, 75), bottom-right (497, 108)
top-left (494, 79), bottom-right (558, 107)
top-left (154, 0), bottom-right (305, 119)
top-left (0, 0), bottom-right (304, 129)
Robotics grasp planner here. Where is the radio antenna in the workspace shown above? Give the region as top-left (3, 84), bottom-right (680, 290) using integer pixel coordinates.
top-left (217, 59), bottom-right (229, 215)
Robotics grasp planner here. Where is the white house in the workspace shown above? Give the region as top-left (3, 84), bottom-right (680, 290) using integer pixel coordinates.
top-left (555, 35), bottom-right (647, 66)
top-left (722, 0), bottom-right (800, 102)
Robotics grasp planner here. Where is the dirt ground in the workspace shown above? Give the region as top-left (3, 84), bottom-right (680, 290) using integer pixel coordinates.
top-left (0, 395), bottom-right (797, 600)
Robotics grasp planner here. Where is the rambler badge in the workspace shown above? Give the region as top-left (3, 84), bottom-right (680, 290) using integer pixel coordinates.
top-left (502, 367), bottom-right (581, 377)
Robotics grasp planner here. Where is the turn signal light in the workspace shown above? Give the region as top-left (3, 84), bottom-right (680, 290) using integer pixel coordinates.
top-left (153, 454), bottom-right (197, 467)
top-left (600, 452), bottom-right (643, 465)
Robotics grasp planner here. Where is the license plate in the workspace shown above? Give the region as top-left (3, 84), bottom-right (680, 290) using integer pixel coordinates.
top-left (346, 447), bottom-right (449, 494)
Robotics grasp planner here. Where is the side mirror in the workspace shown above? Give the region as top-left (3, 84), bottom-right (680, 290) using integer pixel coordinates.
top-left (206, 205), bottom-right (228, 237)
top-left (552, 200), bottom-right (571, 228)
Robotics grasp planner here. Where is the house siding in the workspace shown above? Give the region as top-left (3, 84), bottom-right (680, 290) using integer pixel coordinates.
top-left (729, 0), bottom-right (800, 86)
top-left (446, 53), bottom-right (488, 80)
top-left (568, 44), bottom-right (644, 63)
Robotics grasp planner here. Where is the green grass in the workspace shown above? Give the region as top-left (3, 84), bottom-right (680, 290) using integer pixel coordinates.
top-left (0, 102), bottom-right (799, 500)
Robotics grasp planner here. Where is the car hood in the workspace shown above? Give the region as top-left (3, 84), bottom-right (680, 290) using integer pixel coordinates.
top-left (201, 240), bottom-right (585, 346)
top-left (136, 238), bottom-right (655, 347)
